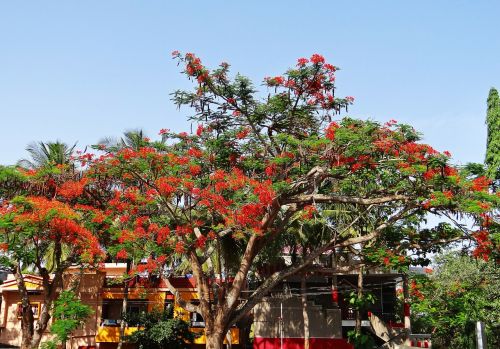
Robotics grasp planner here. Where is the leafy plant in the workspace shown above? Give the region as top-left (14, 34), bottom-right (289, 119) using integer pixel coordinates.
top-left (124, 308), bottom-right (195, 349)
top-left (411, 252), bottom-right (500, 348)
top-left (41, 291), bottom-right (93, 349)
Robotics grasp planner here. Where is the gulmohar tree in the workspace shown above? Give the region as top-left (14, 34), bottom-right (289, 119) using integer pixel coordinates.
top-left (0, 152), bottom-right (105, 349)
top-left (79, 53), bottom-right (498, 349)
top-left (0, 53), bottom-right (498, 349)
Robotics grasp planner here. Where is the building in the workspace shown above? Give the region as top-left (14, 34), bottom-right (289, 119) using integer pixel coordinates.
top-left (0, 262), bottom-right (428, 349)
top-left (0, 264), bottom-right (239, 349)
top-left (252, 272), bottom-right (403, 349)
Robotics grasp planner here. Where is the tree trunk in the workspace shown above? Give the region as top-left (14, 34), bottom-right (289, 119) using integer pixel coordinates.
top-left (29, 328), bottom-right (44, 349)
top-left (301, 274), bottom-right (310, 349)
top-left (206, 330), bottom-right (225, 349)
top-left (117, 261), bottom-right (131, 349)
top-left (355, 266), bottom-right (364, 333)
top-left (14, 267), bottom-right (34, 349)
top-left (27, 297), bottom-right (57, 349)
top-left (20, 329), bottom-right (32, 349)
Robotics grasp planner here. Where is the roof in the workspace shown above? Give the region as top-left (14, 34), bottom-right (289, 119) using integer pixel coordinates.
top-left (159, 276), bottom-right (196, 289)
top-left (0, 274), bottom-right (46, 292)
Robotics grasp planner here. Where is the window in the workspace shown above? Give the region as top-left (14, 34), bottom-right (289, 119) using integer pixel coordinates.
top-left (190, 311), bottom-right (205, 327)
top-left (17, 302), bottom-right (41, 319)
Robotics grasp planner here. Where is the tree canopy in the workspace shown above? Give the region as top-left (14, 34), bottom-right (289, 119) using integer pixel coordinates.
top-left (411, 252), bottom-right (500, 348)
top-left (1, 53), bottom-right (499, 349)
top-left (486, 87), bottom-right (500, 182)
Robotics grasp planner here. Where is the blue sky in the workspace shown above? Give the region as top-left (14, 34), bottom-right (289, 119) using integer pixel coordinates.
top-left (1, 1), bottom-right (499, 165)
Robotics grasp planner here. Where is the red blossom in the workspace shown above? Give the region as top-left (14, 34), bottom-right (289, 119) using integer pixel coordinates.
top-left (302, 205), bottom-right (317, 219)
top-left (351, 163), bottom-right (363, 172)
top-left (265, 164), bottom-right (277, 177)
top-left (472, 176), bottom-right (491, 192)
top-left (297, 58), bottom-right (309, 66)
top-left (156, 226), bottom-right (170, 244)
top-left (236, 128), bottom-right (250, 139)
top-left (156, 177), bottom-right (175, 196)
top-left (443, 190), bottom-right (453, 199)
top-left (325, 122), bottom-right (339, 141)
top-left (472, 230), bottom-right (493, 261)
top-left (188, 147), bottom-right (203, 158)
top-left (196, 125), bottom-right (206, 136)
top-left (323, 63), bottom-right (336, 72)
top-left (116, 249), bottom-right (128, 260)
top-left (58, 178), bottom-right (87, 199)
top-left (189, 164), bottom-right (202, 176)
top-left (265, 76), bottom-right (285, 86)
top-left (310, 54), bottom-right (325, 64)
top-left (423, 169), bottom-right (438, 181)
top-left (196, 235), bottom-right (207, 249)
top-left (175, 241), bottom-right (185, 254)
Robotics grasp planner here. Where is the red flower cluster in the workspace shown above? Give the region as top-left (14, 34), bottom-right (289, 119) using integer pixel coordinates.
top-left (58, 178), bottom-right (88, 199)
top-left (472, 176), bottom-right (491, 192)
top-left (236, 128), bottom-right (250, 139)
top-left (185, 53), bottom-right (204, 77)
top-left (116, 249), bottom-right (128, 260)
top-left (156, 177), bottom-right (177, 196)
top-left (310, 54), bottom-right (325, 65)
top-left (264, 76), bottom-right (285, 87)
top-left (325, 122), bottom-right (339, 141)
top-left (472, 230), bottom-right (493, 261)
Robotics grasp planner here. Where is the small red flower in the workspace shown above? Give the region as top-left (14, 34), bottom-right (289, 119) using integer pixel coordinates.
top-left (196, 125), bottom-right (204, 136)
top-left (443, 190), bottom-right (453, 199)
top-left (472, 176), bottom-right (491, 192)
top-left (325, 122), bottom-right (339, 141)
top-left (236, 128), bottom-right (250, 139)
top-left (175, 241), bottom-right (185, 254)
top-left (310, 54), bottom-right (325, 64)
top-left (189, 164), bottom-right (202, 176)
top-left (297, 58), bottom-right (309, 66)
top-left (116, 249), bottom-right (128, 260)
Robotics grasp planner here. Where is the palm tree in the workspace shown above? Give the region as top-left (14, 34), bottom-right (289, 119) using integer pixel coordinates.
top-left (18, 141), bottom-right (76, 169)
top-left (99, 129), bottom-right (150, 152)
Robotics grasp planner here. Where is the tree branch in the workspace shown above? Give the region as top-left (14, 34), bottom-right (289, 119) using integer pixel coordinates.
top-left (228, 204), bottom-right (414, 326)
top-left (285, 193), bottom-right (408, 205)
top-left (164, 278), bottom-right (199, 313)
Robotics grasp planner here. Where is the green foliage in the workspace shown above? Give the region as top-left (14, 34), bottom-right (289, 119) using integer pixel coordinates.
top-left (40, 291), bottom-right (92, 349)
top-left (124, 308), bottom-right (195, 349)
top-left (486, 87), bottom-right (500, 182)
top-left (411, 252), bottom-right (500, 348)
top-left (18, 141), bottom-right (76, 169)
top-left (51, 291), bottom-right (93, 341)
top-left (347, 329), bottom-right (375, 349)
top-left (347, 291), bottom-right (376, 311)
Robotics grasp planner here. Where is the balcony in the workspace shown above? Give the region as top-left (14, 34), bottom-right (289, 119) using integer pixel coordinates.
top-left (95, 324), bottom-right (239, 344)
top-left (95, 325), bottom-right (139, 343)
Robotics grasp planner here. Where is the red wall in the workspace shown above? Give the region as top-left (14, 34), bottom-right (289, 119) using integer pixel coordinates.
top-left (254, 337), bottom-right (353, 349)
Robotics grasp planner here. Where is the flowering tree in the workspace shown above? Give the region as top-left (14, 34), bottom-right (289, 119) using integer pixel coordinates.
top-left (0, 157), bottom-right (105, 349)
top-left (33, 53), bottom-right (499, 349)
top-left (410, 252), bottom-right (500, 348)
